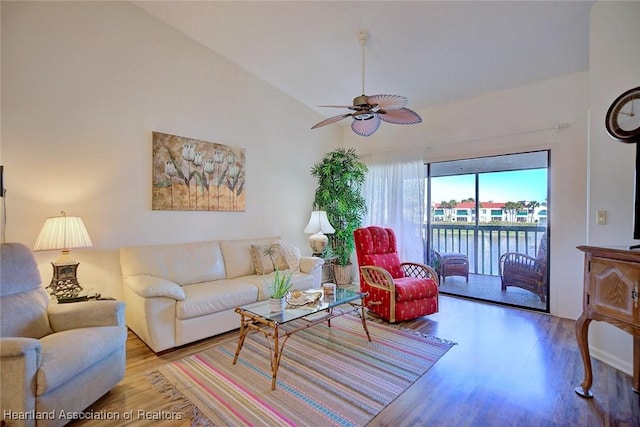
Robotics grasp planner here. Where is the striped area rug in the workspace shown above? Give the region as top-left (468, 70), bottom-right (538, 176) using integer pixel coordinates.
top-left (147, 315), bottom-right (455, 427)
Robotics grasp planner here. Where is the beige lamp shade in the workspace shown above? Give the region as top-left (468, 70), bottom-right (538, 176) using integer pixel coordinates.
top-left (304, 211), bottom-right (335, 234)
top-left (34, 211), bottom-right (93, 299)
top-left (304, 211), bottom-right (335, 255)
top-left (34, 211), bottom-right (92, 264)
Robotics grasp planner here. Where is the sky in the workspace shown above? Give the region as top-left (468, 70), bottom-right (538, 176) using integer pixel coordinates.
top-left (430, 169), bottom-right (548, 205)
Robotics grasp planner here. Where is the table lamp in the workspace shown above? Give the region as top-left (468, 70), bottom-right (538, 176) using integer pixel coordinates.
top-left (304, 210), bottom-right (335, 256)
top-left (33, 211), bottom-right (93, 299)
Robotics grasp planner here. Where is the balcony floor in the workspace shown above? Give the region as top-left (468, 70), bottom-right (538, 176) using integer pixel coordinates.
top-left (439, 273), bottom-right (547, 311)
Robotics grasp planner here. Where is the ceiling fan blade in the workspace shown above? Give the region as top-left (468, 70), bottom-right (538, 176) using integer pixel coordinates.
top-left (311, 113), bottom-right (352, 129)
top-left (367, 94), bottom-right (408, 111)
top-left (318, 105), bottom-right (356, 109)
top-left (379, 108), bottom-right (423, 125)
top-left (351, 114), bottom-right (381, 137)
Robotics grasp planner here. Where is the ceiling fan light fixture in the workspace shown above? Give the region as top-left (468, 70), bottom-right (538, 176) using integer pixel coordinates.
top-left (354, 112), bottom-right (376, 121)
top-left (311, 31), bottom-right (423, 137)
top-left (352, 113), bottom-right (381, 136)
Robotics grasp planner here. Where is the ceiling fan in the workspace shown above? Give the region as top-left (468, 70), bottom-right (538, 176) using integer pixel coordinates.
top-left (311, 31), bottom-right (422, 137)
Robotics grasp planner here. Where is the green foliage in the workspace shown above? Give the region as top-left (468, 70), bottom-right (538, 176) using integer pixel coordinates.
top-left (310, 148), bottom-right (367, 266)
top-left (266, 270), bottom-right (293, 299)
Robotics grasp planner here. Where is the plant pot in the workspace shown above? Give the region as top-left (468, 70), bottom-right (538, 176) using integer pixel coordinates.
top-left (269, 297), bottom-right (286, 312)
top-left (333, 264), bottom-right (352, 285)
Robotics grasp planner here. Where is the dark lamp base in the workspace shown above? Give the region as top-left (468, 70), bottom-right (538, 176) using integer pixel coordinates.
top-left (47, 262), bottom-right (83, 299)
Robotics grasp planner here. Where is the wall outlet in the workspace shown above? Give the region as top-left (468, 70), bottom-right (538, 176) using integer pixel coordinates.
top-left (596, 210), bottom-right (607, 225)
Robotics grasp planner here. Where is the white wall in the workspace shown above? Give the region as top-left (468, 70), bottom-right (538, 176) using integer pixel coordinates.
top-left (585, 1), bottom-right (640, 377)
top-left (1, 2), bottom-right (338, 299)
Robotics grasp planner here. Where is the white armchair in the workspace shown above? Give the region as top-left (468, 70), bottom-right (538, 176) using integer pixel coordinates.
top-left (1, 243), bottom-right (127, 427)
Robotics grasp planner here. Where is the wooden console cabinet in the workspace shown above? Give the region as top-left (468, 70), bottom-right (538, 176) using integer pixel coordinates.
top-left (575, 245), bottom-right (640, 398)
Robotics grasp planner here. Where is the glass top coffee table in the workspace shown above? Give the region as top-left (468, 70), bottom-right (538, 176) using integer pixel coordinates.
top-left (232, 287), bottom-right (370, 390)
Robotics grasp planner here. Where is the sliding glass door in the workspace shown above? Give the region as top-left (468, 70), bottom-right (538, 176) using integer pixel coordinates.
top-left (426, 151), bottom-right (549, 312)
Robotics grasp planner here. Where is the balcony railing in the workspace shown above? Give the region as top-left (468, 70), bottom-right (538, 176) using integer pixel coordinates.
top-left (425, 223), bottom-right (546, 276)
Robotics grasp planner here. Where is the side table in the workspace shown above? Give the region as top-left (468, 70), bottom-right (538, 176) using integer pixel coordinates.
top-left (56, 294), bottom-right (114, 303)
top-left (51, 285), bottom-right (112, 303)
top-left (439, 252), bottom-right (469, 283)
top-left (321, 256), bottom-right (337, 284)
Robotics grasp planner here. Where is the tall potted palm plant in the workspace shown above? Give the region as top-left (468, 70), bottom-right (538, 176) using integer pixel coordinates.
top-left (311, 148), bottom-right (367, 285)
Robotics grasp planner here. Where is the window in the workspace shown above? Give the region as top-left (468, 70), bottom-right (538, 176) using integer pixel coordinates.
top-left (426, 151), bottom-right (549, 312)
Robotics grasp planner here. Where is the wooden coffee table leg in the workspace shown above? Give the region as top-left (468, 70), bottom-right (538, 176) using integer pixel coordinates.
top-left (233, 312), bottom-right (249, 365)
top-left (360, 300), bottom-right (371, 341)
top-left (271, 325), bottom-right (280, 390)
top-left (269, 324), bottom-right (291, 391)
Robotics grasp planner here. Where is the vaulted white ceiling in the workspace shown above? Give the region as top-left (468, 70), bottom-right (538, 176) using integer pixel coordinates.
top-left (134, 1), bottom-right (593, 120)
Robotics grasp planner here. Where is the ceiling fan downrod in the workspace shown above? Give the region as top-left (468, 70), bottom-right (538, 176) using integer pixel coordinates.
top-left (354, 30), bottom-right (374, 118)
top-left (358, 31), bottom-right (368, 96)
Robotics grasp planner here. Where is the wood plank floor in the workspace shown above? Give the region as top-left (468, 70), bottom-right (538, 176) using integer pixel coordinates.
top-left (73, 295), bottom-right (639, 426)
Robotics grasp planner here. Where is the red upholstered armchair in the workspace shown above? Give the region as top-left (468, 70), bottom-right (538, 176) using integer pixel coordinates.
top-left (354, 226), bottom-right (439, 323)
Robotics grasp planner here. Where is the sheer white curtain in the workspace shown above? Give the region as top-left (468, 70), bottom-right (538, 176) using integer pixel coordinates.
top-left (363, 148), bottom-right (425, 263)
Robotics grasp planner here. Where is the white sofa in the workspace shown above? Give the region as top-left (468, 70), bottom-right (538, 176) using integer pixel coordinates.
top-left (120, 236), bottom-right (323, 353)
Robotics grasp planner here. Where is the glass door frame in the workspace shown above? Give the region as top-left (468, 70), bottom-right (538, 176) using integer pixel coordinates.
top-left (425, 150), bottom-right (550, 312)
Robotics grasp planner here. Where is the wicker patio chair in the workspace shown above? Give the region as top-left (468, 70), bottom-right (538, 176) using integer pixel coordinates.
top-left (499, 233), bottom-right (548, 302)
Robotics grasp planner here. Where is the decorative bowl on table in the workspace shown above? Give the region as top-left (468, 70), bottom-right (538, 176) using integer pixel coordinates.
top-left (286, 290), bottom-right (323, 307)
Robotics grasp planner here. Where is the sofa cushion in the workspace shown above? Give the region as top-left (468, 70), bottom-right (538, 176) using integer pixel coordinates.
top-left (176, 280), bottom-right (258, 320)
top-left (251, 243), bottom-right (289, 274)
top-left (120, 240), bottom-right (226, 286)
top-left (274, 239), bottom-right (301, 271)
top-left (125, 275), bottom-right (185, 301)
top-left (219, 237), bottom-right (279, 279)
top-left (362, 253), bottom-right (405, 279)
top-left (394, 277), bottom-right (439, 302)
top-left (37, 325), bottom-right (125, 395)
top-left (0, 288), bottom-right (52, 339)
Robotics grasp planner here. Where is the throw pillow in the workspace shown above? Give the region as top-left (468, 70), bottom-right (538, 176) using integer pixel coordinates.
top-left (251, 244), bottom-right (289, 275)
top-left (274, 239), bottom-right (301, 271)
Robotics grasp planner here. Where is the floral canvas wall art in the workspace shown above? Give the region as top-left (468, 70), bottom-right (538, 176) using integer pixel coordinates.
top-left (152, 132), bottom-right (246, 211)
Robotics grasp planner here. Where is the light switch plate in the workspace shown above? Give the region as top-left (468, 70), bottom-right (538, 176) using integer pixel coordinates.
top-left (596, 210), bottom-right (607, 225)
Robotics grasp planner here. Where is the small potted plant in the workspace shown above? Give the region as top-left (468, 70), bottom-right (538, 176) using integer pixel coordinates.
top-left (266, 269), bottom-right (293, 312)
